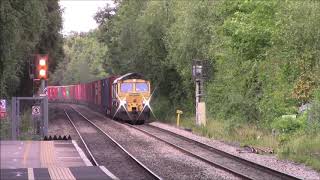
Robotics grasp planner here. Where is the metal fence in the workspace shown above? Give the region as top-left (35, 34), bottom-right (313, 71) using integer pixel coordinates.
top-left (10, 97), bottom-right (48, 140)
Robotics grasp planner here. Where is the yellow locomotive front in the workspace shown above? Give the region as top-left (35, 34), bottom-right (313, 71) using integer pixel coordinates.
top-left (111, 73), bottom-right (151, 124)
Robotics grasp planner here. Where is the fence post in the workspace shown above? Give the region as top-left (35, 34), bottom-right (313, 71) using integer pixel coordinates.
top-left (43, 97), bottom-right (48, 137)
top-left (11, 97), bottom-right (17, 140)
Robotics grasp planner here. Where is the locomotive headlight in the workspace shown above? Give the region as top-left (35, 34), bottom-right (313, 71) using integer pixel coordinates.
top-left (113, 96), bottom-right (130, 120)
top-left (119, 98), bottom-right (127, 107)
top-left (142, 98), bottom-right (150, 107)
top-left (139, 88), bottom-right (158, 121)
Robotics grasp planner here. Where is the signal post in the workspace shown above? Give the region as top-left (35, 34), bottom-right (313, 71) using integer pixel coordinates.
top-left (34, 54), bottom-right (48, 95)
top-left (192, 59), bottom-right (210, 126)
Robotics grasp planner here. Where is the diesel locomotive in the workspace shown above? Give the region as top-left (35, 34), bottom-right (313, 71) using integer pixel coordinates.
top-left (47, 73), bottom-right (151, 124)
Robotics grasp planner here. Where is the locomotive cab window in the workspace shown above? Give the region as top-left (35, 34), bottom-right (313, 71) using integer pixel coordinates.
top-left (136, 82), bottom-right (149, 92)
top-left (121, 83), bottom-right (133, 92)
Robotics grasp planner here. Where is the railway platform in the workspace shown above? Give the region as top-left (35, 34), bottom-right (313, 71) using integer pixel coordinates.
top-left (0, 140), bottom-right (118, 180)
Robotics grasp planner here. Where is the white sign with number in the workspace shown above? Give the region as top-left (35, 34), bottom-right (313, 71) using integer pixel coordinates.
top-left (32, 106), bottom-right (41, 116)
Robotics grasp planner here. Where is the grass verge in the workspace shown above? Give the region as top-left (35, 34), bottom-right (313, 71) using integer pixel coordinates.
top-left (279, 134), bottom-right (320, 171)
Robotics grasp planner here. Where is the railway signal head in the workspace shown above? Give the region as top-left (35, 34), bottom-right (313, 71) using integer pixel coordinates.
top-left (36, 54), bottom-right (48, 80)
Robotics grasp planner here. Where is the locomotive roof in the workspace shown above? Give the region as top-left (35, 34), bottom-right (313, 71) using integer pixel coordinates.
top-left (113, 73), bottom-right (145, 84)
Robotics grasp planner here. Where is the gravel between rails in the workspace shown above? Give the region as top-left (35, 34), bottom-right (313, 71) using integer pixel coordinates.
top-left (73, 104), bottom-right (241, 180)
top-left (48, 103), bottom-right (80, 141)
top-left (65, 107), bottom-right (157, 180)
top-left (150, 122), bottom-right (320, 180)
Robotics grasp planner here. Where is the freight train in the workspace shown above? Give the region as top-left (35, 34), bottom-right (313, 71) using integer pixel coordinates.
top-left (47, 73), bottom-right (151, 124)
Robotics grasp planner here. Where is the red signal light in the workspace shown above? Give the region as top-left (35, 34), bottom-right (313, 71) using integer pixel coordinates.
top-left (39, 69), bottom-right (46, 77)
top-left (39, 59), bottom-right (46, 66)
top-left (36, 54), bottom-right (48, 80)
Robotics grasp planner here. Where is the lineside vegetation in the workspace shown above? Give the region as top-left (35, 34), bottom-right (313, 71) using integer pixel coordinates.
top-left (90, 0), bottom-right (319, 170)
top-left (2, 0), bottom-right (318, 170)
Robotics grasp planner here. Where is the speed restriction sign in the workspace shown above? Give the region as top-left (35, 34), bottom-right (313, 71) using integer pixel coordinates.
top-left (32, 106), bottom-right (41, 116)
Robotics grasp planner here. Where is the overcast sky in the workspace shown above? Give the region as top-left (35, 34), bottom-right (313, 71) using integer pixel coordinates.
top-left (59, 0), bottom-right (115, 35)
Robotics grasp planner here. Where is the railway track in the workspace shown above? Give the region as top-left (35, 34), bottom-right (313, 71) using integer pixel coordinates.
top-left (127, 124), bottom-right (301, 180)
top-left (64, 106), bottom-right (162, 180)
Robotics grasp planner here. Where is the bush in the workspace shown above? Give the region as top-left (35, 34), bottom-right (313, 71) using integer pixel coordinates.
top-left (152, 96), bottom-right (175, 122)
top-left (271, 115), bottom-right (306, 134)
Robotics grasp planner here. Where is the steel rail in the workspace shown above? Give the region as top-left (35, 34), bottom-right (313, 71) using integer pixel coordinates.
top-left (127, 124), bottom-right (301, 180)
top-left (64, 108), bottom-right (99, 166)
top-left (70, 106), bottom-right (163, 180)
top-left (147, 125), bottom-right (300, 179)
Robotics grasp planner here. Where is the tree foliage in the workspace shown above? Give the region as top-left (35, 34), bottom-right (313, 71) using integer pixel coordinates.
top-left (90, 0), bottom-right (320, 123)
top-left (92, 0), bottom-right (320, 124)
top-left (0, 0), bottom-right (63, 97)
top-left (50, 31), bottom-right (108, 85)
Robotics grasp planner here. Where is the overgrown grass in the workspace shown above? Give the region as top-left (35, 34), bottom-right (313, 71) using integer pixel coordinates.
top-left (0, 109), bottom-right (40, 140)
top-left (176, 117), bottom-right (278, 149)
top-left (19, 109), bottom-right (39, 140)
top-left (279, 134), bottom-right (320, 171)
top-left (0, 117), bottom-right (11, 140)
top-left (163, 116), bottom-right (320, 171)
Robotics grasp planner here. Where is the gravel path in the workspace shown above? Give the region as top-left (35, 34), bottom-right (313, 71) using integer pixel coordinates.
top-left (150, 122), bottom-right (320, 180)
top-left (73, 104), bottom-right (240, 180)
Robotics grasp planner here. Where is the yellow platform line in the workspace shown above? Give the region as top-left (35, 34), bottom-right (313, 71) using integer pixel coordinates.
top-left (48, 167), bottom-right (59, 179)
top-left (42, 141), bottom-right (48, 167)
top-left (40, 141), bottom-right (45, 167)
top-left (48, 167), bottom-right (76, 180)
top-left (41, 141), bottom-right (57, 167)
top-left (23, 141), bottom-right (31, 167)
top-left (48, 141), bottom-right (55, 166)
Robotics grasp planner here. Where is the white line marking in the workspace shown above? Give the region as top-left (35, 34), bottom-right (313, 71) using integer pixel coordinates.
top-left (71, 140), bottom-right (93, 166)
top-left (99, 166), bottom-right (119, 180)
top-left (28, 168), bottom-right (35, 180)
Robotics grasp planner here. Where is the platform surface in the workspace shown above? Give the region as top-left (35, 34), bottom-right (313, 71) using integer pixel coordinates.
top-left (0, 166), bottom-right (116, 180)
top-left (0, 140), bottom-right (90, 168)
top-left (0, 140), bottom-right (118, 180)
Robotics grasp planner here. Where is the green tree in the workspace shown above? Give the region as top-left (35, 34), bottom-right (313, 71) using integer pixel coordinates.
top-left (0, 0), bottom-right (63, 97)
top-left (51, 31), bottom-right (108, 85)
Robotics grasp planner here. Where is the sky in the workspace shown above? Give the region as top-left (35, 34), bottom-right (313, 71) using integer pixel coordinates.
top-left (59, 0), bottom-right (115, 35)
